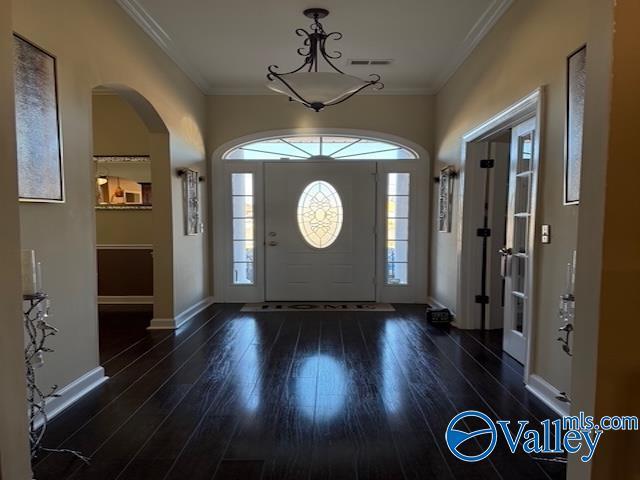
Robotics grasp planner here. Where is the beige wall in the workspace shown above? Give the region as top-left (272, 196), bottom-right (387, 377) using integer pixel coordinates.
top-left (96, 210), bottom-right (153, 245)
top-left (13, 0), bottom-right (208, 393)
top-left (93, 94), bottom-right (149, 155)
top-left (207, 95), bottom-right (434, 156)
top-left (432, 0), bottom-right (588, 393)
top-left (0, 0), bottom-right (32, 477)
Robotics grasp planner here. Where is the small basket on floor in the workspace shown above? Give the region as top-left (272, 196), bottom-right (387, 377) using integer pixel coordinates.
top-left (426, 307), bottom-right (453, 325)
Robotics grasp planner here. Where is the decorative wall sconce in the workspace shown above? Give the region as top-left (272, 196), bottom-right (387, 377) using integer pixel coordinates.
top-left (433, 168), bottom-right (457, 183)
top-left (176, 169), bottom-right (205, 182)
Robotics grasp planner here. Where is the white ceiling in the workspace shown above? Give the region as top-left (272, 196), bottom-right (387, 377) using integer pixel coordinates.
top-left (117, 0), bottom-right (513, 95)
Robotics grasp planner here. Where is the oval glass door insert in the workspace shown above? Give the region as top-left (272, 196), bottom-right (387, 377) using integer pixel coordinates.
top-left (297, 180), bottom-right (343, 248)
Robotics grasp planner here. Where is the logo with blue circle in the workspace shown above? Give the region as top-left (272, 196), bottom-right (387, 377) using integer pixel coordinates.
top-left (445, 410), bottom-right (497, 462)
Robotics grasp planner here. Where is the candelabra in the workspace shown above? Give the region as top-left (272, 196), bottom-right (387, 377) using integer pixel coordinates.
top-left (23, 293), bottom-right (88, 464)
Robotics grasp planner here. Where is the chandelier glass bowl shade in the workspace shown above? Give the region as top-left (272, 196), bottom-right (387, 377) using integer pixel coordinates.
top-left (267, 8), bottom-right (383, 112)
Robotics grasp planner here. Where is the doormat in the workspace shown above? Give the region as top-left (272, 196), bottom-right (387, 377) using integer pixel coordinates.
top-left (241, 302), bottom-right (395, 312)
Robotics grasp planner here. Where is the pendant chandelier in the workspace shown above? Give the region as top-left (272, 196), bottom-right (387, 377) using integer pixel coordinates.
top-left (267, 8), bottom-right (384, 112)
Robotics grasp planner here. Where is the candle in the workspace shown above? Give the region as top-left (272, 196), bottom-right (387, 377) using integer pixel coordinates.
top-left (36, 262), bottom-right (43, 293)
top-left (21, 250), bottom-right (37, 296)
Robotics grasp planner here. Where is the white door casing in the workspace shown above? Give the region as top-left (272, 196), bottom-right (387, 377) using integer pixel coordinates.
top-left (265, 162), bottom-right (376, 301)
top-left (211, 128), bottom-right (429, 304)
top-left (456, 88), bottom-right (543, 382)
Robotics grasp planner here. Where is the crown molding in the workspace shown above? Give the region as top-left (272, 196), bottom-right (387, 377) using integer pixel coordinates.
top-left (116, 0), bottom-right (210, 93)
top-left (432, 0), bottom-right (514, 93)
top-left (117, 0), bottom-right (512, 98)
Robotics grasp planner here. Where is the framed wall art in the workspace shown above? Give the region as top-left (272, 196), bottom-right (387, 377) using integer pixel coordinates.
top-left (565, 45), bottom-right (587, 205)
top-left (181, 168), bottom-right (201, 235)
top-left (438, 166), bottom-right (455, 233)
top-left (13, 34), bottom-right (64, 202)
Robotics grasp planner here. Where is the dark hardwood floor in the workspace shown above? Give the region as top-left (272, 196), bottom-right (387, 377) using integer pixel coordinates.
top-left (98, 306), bottom-right (153, 365)
top-left (33, 304), bottom-right (566, 480)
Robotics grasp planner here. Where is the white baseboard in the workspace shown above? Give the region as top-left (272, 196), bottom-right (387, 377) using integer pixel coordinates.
top-left (98, 295), bottom-right (153, 305)
top-left (526, 373), bottom-right (570, 416)
top-left (33, 366), bottom-right (107, 429)
top-left (148, 296), bottom-right (215, 330)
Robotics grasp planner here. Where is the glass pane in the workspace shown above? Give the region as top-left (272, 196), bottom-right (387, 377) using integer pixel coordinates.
top-left (387, 195), bottom-right (409, 218)
top-left (396, 148), bottom-right (417, 160)
top-left (233, 240), bottom-right (254, 263)
top-left (513, 217), bottom-right (527, 254)
top-left (388, 218), bottom-right (409, 241)
top-left (514, 176), bottom-right (531, 214)
top-left (330, 139), bottom-right (387, 158)
top-left (239, 149), bottom-right (302, 160)
top-left (231, 173), bottom-right (253, 196)
top-left (233, 262), bottom-right (254, 285)
top-left (387, 263), bottom-right (408, 285)
top-left (233, 219), bottom-right (254, 240)
top-left (387, 240), bottom-right (408, 263)
top-left (297, 181), bottom-right (343, 249)
top-left (388, 173), bottom-right (410, 196)
top-left (512, 256), bottom-right (526, 293)
top-left (232, 196), bottom-right (253, 219)
top-left (513, 295), bottom-right (524, 333)
top-left (343, 148), bottom-right (416, 160)
top-left (321, 136), bottom-right (360, 157)
top-left (244, 139), bottom-right (309, 158)
top-left (517, 134), bottom-right (533, 173)
top-left (338, 148), bottom-right (402, 160)
top-left (282, 136), bottom-right (321, 156)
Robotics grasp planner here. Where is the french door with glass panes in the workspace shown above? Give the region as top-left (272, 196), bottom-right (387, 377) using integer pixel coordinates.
top-left (501, 118), bottom-right (536, 364)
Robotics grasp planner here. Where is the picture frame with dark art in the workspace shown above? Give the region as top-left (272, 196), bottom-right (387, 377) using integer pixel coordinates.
top-left (565, 45), bottom-right (586, 205)
top-left (13, 34), bottom-right (64, 203)
top-left (438, 166), bottom-right (455, 233)
top-left (182, 168), bottom-right (201, 235)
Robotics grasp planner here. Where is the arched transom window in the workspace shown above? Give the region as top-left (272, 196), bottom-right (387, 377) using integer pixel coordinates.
top-left (223, 135), bottom-right (418, 161)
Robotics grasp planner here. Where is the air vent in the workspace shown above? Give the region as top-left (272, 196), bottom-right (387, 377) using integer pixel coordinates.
top-left (348, 59), bottom-right (393, 66)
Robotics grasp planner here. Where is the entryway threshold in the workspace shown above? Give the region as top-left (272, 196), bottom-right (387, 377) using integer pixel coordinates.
top-left (241, 302), bottom-right (395, 312)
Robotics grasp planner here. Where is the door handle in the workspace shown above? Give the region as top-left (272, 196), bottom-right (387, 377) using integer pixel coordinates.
top-left (499, 247), bottom-right (512, 278)
top-left (268, 240), bottom-right (279, 246)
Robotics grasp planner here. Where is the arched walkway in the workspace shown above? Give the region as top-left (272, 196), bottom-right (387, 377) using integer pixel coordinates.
top-left (92, 84), bottom-right (173, 323)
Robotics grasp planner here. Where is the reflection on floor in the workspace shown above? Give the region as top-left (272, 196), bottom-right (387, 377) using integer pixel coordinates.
top-left (98, 306), bottom-right (152, 364)
top-left (34, 304), bottom-right (565, 480)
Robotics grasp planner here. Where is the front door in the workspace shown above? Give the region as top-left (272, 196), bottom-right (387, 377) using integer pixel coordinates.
top-left (265, 162), bottom-right (376, 301)
top-left (501, 118), bottom-right (536, 363)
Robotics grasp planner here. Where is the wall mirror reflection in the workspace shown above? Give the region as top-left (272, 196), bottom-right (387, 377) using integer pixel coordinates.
top-left (94, 156), bottom-right (152, 209)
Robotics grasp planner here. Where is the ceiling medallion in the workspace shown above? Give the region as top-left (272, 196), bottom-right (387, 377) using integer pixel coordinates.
top-left (266, 8), bottom-right (384, 112)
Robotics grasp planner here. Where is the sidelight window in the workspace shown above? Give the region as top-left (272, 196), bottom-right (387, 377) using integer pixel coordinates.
top-left (386, 173), bottom-right (410, 285)
top-left (231, 173), bottom-right (255, 284)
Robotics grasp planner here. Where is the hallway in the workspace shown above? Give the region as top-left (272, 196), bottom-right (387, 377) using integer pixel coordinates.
top-left (33, 305), bottom-right (564, 480)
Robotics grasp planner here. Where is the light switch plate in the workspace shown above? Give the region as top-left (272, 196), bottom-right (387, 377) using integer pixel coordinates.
top-left (541, 224), bottom-right (551, 244)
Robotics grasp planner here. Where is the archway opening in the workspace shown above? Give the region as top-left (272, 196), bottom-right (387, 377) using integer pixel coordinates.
top-left (91, 84), bottom-right (172, 362)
